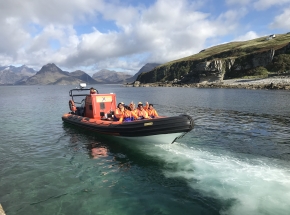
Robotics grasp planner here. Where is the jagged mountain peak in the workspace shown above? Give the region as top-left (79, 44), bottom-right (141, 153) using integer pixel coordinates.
top-left (38, 63), bottom-right (63, 73)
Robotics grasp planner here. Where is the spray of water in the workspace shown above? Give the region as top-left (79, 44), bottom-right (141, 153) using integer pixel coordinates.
top-left (141, 142), bottom-right (290, 215)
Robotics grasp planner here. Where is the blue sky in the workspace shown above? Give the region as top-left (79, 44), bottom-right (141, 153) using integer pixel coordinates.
top-left (0, 0), bottom-right (289, 75)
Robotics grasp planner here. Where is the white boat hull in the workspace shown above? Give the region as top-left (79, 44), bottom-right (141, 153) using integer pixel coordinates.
top-left (114, 132), bottom-right (186, 144)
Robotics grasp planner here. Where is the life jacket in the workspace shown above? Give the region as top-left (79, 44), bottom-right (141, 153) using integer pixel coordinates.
top-left (147, 108), bottom-right (158, 118)
top-left (123, 110), bottom-right (132, 120)
top-left (114, 108), bottom-right (123, 118)
top-left (144, 103), bottom-right (149, 111)
top-left (136, 109), bottom-right (149, 119)
top-left (119, 110), bottom-right (132, 122)
top-left (131, 109), bottom-right (138, 115)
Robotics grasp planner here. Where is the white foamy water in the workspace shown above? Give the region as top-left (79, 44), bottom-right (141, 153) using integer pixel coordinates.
top-left (142, 142), bottom-right (290, 215)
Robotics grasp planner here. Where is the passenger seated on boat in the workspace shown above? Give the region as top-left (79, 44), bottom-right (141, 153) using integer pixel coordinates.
top-left (144, 102), bottom-right (149, 111)
top-left (114, 103), bottom-right (124, 121)
top-left (119, 106), bottom-right (138, 122)
top-left (147, 104), bottom-right (158, 118)
top-left (129, 102), bottom-right (137, 115)
top-left (136, 102), bottom-right (150, 119)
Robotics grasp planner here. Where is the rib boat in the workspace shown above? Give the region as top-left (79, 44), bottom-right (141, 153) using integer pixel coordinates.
top-left (62, 85), bottom-right (194, 143)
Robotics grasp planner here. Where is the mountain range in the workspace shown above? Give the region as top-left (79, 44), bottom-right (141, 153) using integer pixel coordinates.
top-left (0, 62), bottom-right (160, 85)
top-left (2, 33), bottom-right (289, 86)
top-left (92, 69), bottom-right (132, 84)
top-left (0, 65), bottom-right (36, 85)
top-left (20, 63), bottom-right (99, 85)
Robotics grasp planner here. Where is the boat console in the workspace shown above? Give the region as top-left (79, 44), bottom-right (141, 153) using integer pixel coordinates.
top-left (69, 88), bottom-right (117, 120)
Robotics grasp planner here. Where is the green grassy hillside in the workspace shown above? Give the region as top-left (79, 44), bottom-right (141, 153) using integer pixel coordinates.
top-left (137, 33), bottom-right (290, 83)
top-left (163, 33), bottom-right (290, 67)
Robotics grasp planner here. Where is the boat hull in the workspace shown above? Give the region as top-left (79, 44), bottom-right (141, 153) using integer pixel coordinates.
top-left (114, 132), bottom-right (186, 144)
top-left (62, 114), bottom-right (194, 143)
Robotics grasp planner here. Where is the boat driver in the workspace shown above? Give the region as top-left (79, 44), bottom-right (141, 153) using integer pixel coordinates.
top-left (90, 87), bottom-right (97, 94)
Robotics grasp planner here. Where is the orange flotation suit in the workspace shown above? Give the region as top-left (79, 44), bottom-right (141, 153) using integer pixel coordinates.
top-left (136, 109), bottom-right (149, 119)
top-left (119, 109), bottom-right (138, 122)
top-left (147, 108), bottom-right (158, 118)
top-left (114, 108), bottom-right (123, 121)
top-left (69, 100), bottom-right (77, 112)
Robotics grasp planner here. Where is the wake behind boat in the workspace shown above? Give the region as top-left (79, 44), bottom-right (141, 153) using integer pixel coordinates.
top-left (62, 84), bottom-right (194, 143)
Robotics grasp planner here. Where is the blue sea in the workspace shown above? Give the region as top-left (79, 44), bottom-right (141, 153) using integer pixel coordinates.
top-left (1, 85), bottom-right (290, 215)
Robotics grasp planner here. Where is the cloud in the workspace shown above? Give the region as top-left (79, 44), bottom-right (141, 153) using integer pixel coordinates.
top-left (64, 0), bottom-right (244, 70)
top-left (226, 0), bottom-right (251, 5)
top-left (0, 0), bottom-right (247, 73)
top-left (253, 0), bottom-right (290, 10)
top-left (270, 7), bottom-right (290, 29)
top-left (0, 0), bottom-right (104, 25)
top-left (234, 31), bottom-right (260, 41)
top-left (0, 17), bottom-right (30, 57)
top-left (226, 0), bottom-right (290, 10)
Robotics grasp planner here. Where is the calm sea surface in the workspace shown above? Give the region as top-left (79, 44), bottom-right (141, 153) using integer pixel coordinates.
top-left (1, 85), bottom-right (290, 215)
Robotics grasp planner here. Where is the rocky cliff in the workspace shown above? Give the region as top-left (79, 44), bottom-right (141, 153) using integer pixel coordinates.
top-left (136, 33), bottom-right (290, 84)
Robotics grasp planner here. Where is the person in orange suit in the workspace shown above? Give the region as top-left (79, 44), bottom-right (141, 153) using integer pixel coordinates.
top-left (147, 104), bottom-right (158, 118)
top-left (114, 102), bottom-right (124, 121)
top-left (129, 102), bottom-right (137, 115)
top-left (119, 106), bottom-right (138, 122)
top-left (136, 102), bottom-right (150, 119)
top-left (144, 101), bottom-right (149, 111)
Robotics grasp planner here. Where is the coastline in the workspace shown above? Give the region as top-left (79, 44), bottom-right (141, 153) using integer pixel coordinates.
top-left (125, 76), bottom-right (290, 90)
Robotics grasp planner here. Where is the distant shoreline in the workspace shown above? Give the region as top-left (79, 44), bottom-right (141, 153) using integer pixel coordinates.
top-left (125, 76), bottom-right (290, 90)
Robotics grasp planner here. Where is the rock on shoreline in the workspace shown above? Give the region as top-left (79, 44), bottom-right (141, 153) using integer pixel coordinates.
top-left (124, 77), bottom-right (290, 90)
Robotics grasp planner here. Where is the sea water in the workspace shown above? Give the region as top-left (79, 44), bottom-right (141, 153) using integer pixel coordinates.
top-left (0, 85), bottom-right (290, 215)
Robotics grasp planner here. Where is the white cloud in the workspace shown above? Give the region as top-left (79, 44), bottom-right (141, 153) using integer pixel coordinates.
top-left (64, 0), bottom-right (244, 70)
top-left (234, 31), bottom-right (260, 41)
top-left (0, 0), bottom-right (104, 25)
top-left (0, 17), bottom-right (30, 57)
top-left (253, 0), bottom-right (290, 10)
top-left (270, 7), bottom-right (290, 29)
top-left (226, 0), bottom-right (290, 10)
top-left (225, 0), bottom-right (251, 5)
top-left (0, 0), bottom-right (247, 73)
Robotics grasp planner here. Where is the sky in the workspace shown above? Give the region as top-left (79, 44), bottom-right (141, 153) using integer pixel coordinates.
top-left (1, 0), bottom-right (290, 75)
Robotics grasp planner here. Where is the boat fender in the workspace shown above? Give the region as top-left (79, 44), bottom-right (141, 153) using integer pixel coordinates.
top-left (69, 100), bottom-right (77, 112)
